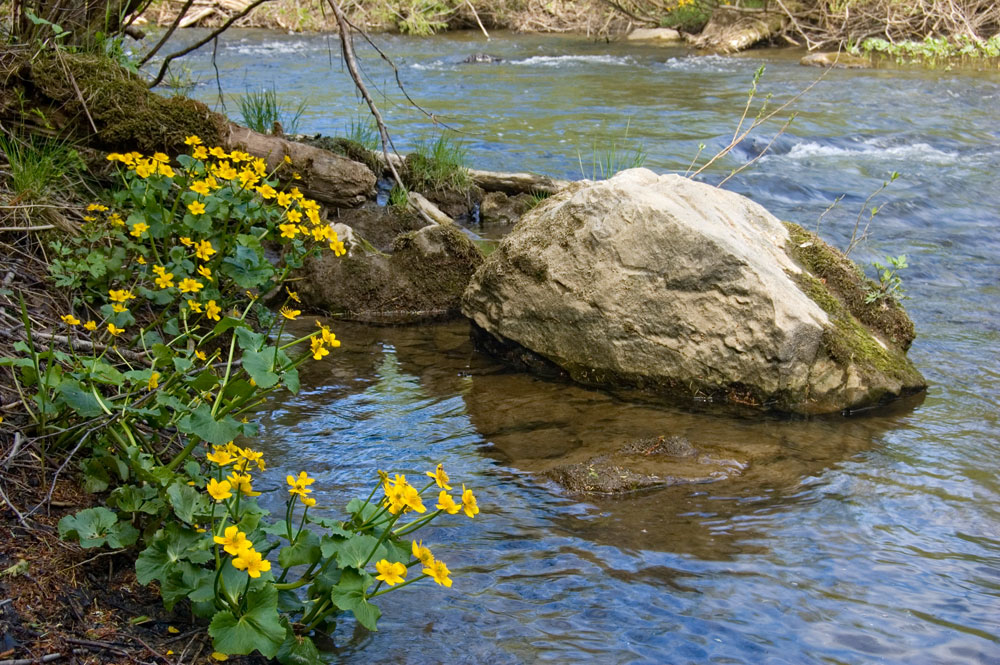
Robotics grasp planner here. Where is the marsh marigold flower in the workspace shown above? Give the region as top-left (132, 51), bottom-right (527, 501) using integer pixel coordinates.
top-left (184, 135), bottom-right (202, 146)
top-left (375, 559), bottom-right (407, 586)
top-left (279, 223), bottom-right (299, 239)
top-left (411, 540), bottom-right (433, 565)
top-left (61, 314), bottom-right (81, 326)
top-left (232, 547), bottom-right (270, 578)
top-left (461, 484), bottom-right (479, 518)
top-left (207, 446), bottom-right (235, 466)
top-left (214, 525), bottom-right (250, 556)
top-left (187, 200), bottom-right (206, 216)
top-left (436, 491), bottom-right (460, 515)
top-left (310, 337), bottom-right (329, 361)
top-left (130, 222), bottom-right (149, 238)
top-left (190, 180), bottom-right (211, 196)
top-left (154, 271), bottom-right (174, 289)
top-left (422, 558), bottom-right (452, 588)
top-left (83, 320), bottom-right (97, 331)
top-left (193, 145), bottom-right (208, 160)
top-left (205, 300), bottom-right (221, 321)
top-left (178, 278), bottom-right (204, 294)
top-left (107, 323), bottom-right (125, 336)
top-left (206, 478), bottom-right (232, 502)
top-left (426, 464), bottom-right (451, 490)
top-left (228, 472), bottom-right (260, 497)
top-left (109, 288), bottom-right (136, 303)
top-left (286, 471), bottom-right (314, 497)
top-left (280, 306), bottom-right (300, 320)
top-left (195, 239), bottom-right (216, 261)
top-left (148, 372), bottom-right (160, 390)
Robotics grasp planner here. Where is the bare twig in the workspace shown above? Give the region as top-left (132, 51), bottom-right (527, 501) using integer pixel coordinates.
top-left (138, 0), bottom-right (199, 65)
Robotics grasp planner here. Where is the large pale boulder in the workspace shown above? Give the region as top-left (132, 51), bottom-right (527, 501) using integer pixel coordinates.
top-left (461, 169), bottom-right (926, 415)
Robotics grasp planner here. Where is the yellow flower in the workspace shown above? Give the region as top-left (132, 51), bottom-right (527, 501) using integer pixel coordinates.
top-left (130, 222), bottom-right (149, 238)
top-left (134, 160), bottom-right (154, 178)
top-left (158, 163), bottom-right (175, 178)
top-left (108, 213), bottom-right (124, 227)
top-left (154, 271), bottom-right (174, 289)
top-left (195, 239), bottom-right (216, 261)
top-left (184, 135), bottom-right (202, 146)
top-left (112, 304), bottom-right (129, 314)
top-left (206, 447), bottom-right (234, 466)
top-left (190, 180), bottom-right (211, 196)
top-left (83, 215), bottom-right (97, 222)
top-left (286, 209), bottom-right (302, 224)
top-left (152, 264), bottom-right (167, 276)
top-left (195, 350), bottom-right (207, 361)
top-left (193, 145), bottom-right (208, 160)
top-left (374, 559), bottom-right (407, 586)
top-left (290, 187), bottom-right (304, 201)
top-left (205, 300), bottom-right (222, 321)
top-left (187, 299), bottom-right (203, 313)
top-left (426, 464), bottom-right (451, 490)
top-left (238, 169), bottom-right (258, 187)
top-left (227, 471), bottom-right (260, 497)
top-left (286, 471), bottom-right (314, 497)
top-left (206, 478), bottom-right (232, 502)
top-left (61, 314), bottom-right (81, 326)
top-left (107, 323), bottom-right (125, 336)
top-left (286, 288), bottom-right (300, 303)
top-left (316, 323), bottom-right (341, 348)
top-left (276, 191), bottom-right (293, 208)
top-left (302, 496), bottom-right (317, 507)
top-left (252, 157), bottom-right (267, 175)
top-left (240, 448), bottom-right (266, 472)
top-left (198, 265), bottom-right (213, 282)
top-left (402, 484), bottom-right (426, 514)
top-left (209, 146), bottom-right (227, 159)
top-left (214, 161), bottom-right (237, 180)
top-left (167, 626), bottom-right (179, 634)
top-left (188, 200), bottom-right (206, 216)
top-left (310, 337), bottom-right (329, 361)
top-left (210, 652), bottom-right (228, 661)
top-left (422, 558), bottom-right (452, 588)
top-left (461, 484), bottom-right (479, 518)
top-left (280, 306), bottom-right (300, 320)
top-left (109, 288), bottom-right (136, 303)
top-left (86, 203), bottom-right (109, 212)
top-left (179, 236), bottom-right (194, 247)
top-left (283, 155), bottom-right (292, 164)
top-left (178, 278), bottom-right (204, 294)
top-left (436, 491), bottom-right (460, 515)
top-left (136, 256), bottom-right (146, 264)
top-left (148, 372), bottom-right (160, 390)
top-left (231, 547), bottom-right (270, 578)
top-left (279, 223), bottom-right (299, 239)
top-left (213, 525), bottom-right (250, 556)
top-left (230, 150), bottom-right (250, 163)
top-left (83, 320), bottom-right (97, 331)
top-left (330, 240), bottom-right (346, 256)
top-left (411, 540), bottom-right (433, 565)
top-left (255, 183), bottom-right (276, 199)
top-left (152, 152), bottom-right (170, 164)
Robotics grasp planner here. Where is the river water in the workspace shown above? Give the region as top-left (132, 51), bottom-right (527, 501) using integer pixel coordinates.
top-left (160, 30), bottom-right (1000, 664)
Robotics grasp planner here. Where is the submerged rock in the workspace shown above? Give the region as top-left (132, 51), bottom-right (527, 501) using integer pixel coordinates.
top-left (546, 435), bottom-right (745, 494)
top-left (461, 53), bottom-right (504, 64)
top-left (800, 52), bottom-right (872, 69)
top-left (480, 191), bottom-right (535, 225)
top-left (296, 208), bottom-right (483, 322)
top-left (462, 168), bottom-right (926, 415)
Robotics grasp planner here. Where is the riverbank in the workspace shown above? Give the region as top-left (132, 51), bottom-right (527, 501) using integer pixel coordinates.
top-left (136, 0), bottom-right (1000, 60)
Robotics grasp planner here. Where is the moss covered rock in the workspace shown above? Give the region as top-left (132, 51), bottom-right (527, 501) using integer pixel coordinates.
top-left (462, 169), bottom-right (926, 415)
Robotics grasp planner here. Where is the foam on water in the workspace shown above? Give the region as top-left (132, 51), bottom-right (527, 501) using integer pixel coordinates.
top-left (777, 138), bottom-right (959, 164)
top-left (512, 54), bottom-right (634, 67)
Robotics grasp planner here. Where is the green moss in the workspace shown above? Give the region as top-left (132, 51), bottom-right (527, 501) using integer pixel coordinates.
top-left (783, 222), bottom-right (923, 389)
top-left (784, 222), bottom-right (915, 349)
top-left (26, 52), bottom-right (226, 155)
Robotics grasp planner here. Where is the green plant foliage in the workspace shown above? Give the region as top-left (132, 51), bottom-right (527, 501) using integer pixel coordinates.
top-left (853, 34), bottom-right (1000, 64)
top-left (407, 133), bottom-right (470, 191)
top-left (866, 254), bottom-right (909, 304)
top-left (239, 86), bottom-right (308, 135)
top-left (5, 138), bottom-right (483, 662)
top-left (659, 0), bottom-right (711, 32)
top-left (0, 133), bottom-right (84, 202)
top-left (388, 184), bottom-right (410, 208)
top-left (577, 123), bottom-right (647, 180)
top-left (345, 113), bottom-right (380, 152)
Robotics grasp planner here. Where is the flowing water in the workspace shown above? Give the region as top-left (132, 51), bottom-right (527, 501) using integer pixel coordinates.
top-left (160, 30), bottom-right (1000, 663)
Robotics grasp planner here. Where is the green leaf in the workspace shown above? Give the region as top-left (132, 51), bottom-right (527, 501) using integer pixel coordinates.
top-left (221, 245), bottom-right (273, 289)
top-left (135, 524), bottom-right (211, 585)
top-left (55, 379), bottom-right (104, 418)
top-left (278, 529), bottom-right (321, 569)
top-left (178, 403), bottom-right (242, 446)
top-left (58, 507), bottom-right (119, 548)
top-left (234, 326), bottom-right (265, 352)
top-left (276, 629), bottom-right (322, 665)
top-left (242, 346), bottom-right (280, 389)
top-left (334, 534), bottom-right (384, 571)
top-left (209, 585), bottom-right (286, 658)
top-left (167, 482), bottom-right (210, 524)
top-left (282, 367), bottom-right (300, 394)
top-left (109, 485), bottom-right (161, 515)
top-left (330, 568), bottom-right (380, 631)
top-left (211, 316), bottom-right (248, 337)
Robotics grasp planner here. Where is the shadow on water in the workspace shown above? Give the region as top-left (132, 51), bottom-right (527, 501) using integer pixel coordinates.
top-left (280, 318), bottom-right (924, 562)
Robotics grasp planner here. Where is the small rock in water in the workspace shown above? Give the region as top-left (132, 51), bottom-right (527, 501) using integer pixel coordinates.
top-left (462, 53), bottom-right (503, 64)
